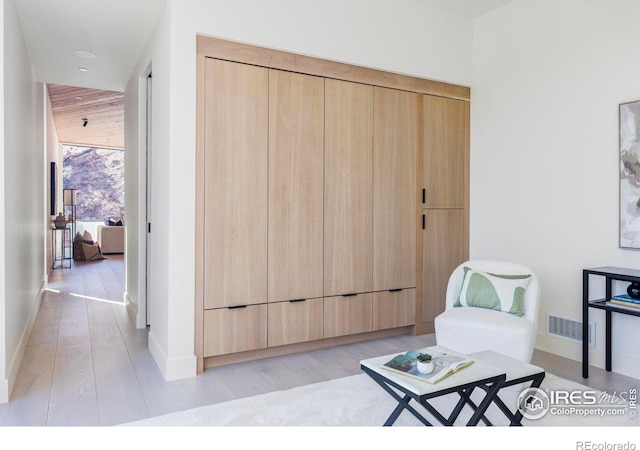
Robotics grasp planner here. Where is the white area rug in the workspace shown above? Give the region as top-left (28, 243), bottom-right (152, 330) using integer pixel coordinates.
top-left (123, 373), bottom-right (638, 427)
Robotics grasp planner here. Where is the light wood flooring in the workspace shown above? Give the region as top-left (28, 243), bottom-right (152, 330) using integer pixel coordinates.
top-left (0, 255), bottom-right (637, 426)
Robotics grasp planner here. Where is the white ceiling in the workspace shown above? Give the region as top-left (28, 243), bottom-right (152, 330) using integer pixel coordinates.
top-left (12, 0), bottom-right (166, 92)
top-left (12, 0), bottom-right (511, 94)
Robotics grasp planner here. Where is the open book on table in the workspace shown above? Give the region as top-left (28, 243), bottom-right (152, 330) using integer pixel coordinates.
top-left (382, 350), bottom-right (474, 384)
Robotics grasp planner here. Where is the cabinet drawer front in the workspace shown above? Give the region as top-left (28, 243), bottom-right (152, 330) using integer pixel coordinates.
top-left (323, 293), bottom-right (372, 338)
top-left (372, 289), bottom-right (415, 330)
top-left (204, 305), bottom-right (267, 357)
top-left (268, 298), bottom-right (324, 347)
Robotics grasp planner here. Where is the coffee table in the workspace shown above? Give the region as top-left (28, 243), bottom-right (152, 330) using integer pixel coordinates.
top-left (360, 345), bottom-right (545, 426)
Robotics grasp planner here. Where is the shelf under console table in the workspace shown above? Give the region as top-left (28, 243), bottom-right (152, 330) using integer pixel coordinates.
top-left (582, 266), bottom-right (640, 378)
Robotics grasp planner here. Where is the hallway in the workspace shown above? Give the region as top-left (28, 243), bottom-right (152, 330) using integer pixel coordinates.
top-left (0, 255), bottom-right (165, 425)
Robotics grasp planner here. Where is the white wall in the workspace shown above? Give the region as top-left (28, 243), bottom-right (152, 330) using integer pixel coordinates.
top-left (472, 0), bottom-right (640, 378)
top-left (0, 0), bottom-right (6, 403)
top-left (126, 3), bottom-right (181, 378)
top-left (125, 0), bottom-right (474, 379)
top-left (124, 66), bottom-right (141, 327)
top-left (1, 0), bottom-right (46, 402)
top-left (45, 86), bottom-right (60, 281)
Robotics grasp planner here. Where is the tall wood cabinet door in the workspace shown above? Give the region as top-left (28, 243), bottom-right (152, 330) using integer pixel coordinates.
top-left (268, 70), bottom-right (325, 303)
top-left (423, 95), bottom-right (466, 209)
top-left (203, 59), bottom-right (268, 309)
top-left (422, 209), bottom-right (465, 324)
top-left (373, 87), bottom-right (417, 291)
top-left (324, 79), bottom-right (373, 296)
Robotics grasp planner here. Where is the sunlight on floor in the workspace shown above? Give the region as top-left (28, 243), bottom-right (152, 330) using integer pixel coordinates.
top-left (69, 292), bottom-right (124, 305)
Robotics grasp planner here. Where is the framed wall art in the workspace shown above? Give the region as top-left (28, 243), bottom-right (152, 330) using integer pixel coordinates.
top-left (619, 100), bottom-right (640, 249)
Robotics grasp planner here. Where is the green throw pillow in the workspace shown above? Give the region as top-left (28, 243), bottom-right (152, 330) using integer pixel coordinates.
top-left (453, 267), bottom-right (531, 317)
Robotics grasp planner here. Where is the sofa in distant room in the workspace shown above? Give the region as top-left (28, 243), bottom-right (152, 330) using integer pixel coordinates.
top-left (97, 224), bottom-right (125, 254)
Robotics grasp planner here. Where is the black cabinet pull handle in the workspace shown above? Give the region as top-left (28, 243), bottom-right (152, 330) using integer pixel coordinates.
top-left (389, 288), bottom-right (403, 292)
top-left (422, 214), bottom-right (425, 230)
top-left (289, 299), bottom-right (306, 303)
top-left (342, 293), bottom-right (358, 297)
top-left (422, 188), bottom-right (426, 204)
top-left (228, 305), bottom-right (247, 310)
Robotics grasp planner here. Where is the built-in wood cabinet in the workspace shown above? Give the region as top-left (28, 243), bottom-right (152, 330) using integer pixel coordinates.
top-left (418, 94), bottom-right (469, 333)
top-left (324, 79), bottom-right (373, 297)
top-left (203, 59), bottom-right (268, 310)
top-left (196, 36), bottom-right (469, 371)
top-left (268, 70), bottom-right (324, 303)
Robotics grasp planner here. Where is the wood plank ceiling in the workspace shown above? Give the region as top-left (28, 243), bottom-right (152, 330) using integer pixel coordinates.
top-left (47, 84), bottom-right (124, 149)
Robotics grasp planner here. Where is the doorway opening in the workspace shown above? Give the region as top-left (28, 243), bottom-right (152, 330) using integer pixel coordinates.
top-left (46, 84), bottom-right (126, 304)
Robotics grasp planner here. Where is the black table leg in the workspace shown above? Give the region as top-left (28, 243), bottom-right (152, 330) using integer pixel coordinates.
top-left (583, 270), bottom-right (589, 379)
top-left (491, 372), bottom-right (546, 426)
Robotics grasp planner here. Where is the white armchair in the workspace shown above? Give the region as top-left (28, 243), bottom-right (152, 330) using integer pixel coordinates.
top-left (97, 225), bottom-right (125, 254)
top-left (434, 260), bottom-right (540, 363)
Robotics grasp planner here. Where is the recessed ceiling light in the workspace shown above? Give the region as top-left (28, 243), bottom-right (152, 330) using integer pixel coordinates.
top-left (78, 67), bottom-right (89, 72)
top-left (74, 50), bottom-right (95, 58)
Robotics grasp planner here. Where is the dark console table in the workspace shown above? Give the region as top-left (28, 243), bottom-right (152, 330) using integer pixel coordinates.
top-left (582, 266), bottom-right (640, 378)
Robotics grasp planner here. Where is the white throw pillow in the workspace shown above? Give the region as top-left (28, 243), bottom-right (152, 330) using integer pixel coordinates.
top-left (454, 267), bottom-right (531, 317)
top-left (83, 230), bottom-right (93, 242)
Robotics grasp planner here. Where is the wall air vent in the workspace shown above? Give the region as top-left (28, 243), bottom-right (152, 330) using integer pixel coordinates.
top-left (547, 314), bottom-right (595, 348)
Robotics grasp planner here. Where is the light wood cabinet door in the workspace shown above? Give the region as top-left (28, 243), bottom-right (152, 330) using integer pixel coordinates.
top-left (373, 87), bottom-right (417, 291)
top-left (422, 209), bottom-right (465, 325)
top-left (372, 289), bottom-right (415, 330)
top-left (268, 298), bottom-right (324, 347)
top-left (323, 293), bottom-right (372, 338)
top-left (268, 70), bottom-right (324, 302)
top-left (203, 59), bottom-right (268, 309)
top-left (423, 95), bottom-right (466, 209)
top-left (324, 79), bottom-right (373, 296)
top-left (203, 305), bottom-right (268, 357)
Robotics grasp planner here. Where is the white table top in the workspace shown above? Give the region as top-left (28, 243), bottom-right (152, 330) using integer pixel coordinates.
top-left (468, 350), bottom-right (544, 382)
top-left (360, 345), bottom-right (507, 396)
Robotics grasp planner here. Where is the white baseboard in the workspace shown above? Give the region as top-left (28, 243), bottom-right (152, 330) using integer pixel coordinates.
top-left (124, 291), bottom-right (142, 329)
top-left (1, 282), bottom-right (45, 403)
top-left (536, 331), bottom-right (640, 380)
top-left (148, 330), bottom-right (197, 381)
top-left (0, 379), bottom-right (8, 404)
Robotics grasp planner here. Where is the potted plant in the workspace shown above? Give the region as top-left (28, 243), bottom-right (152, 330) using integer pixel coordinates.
top-left (416, 353), bottom-right (434, 374)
